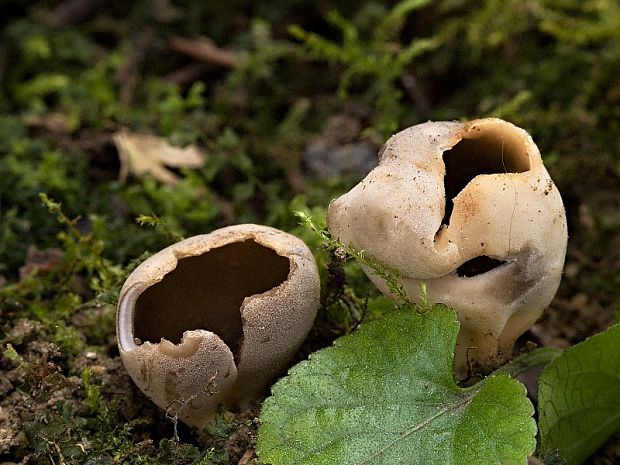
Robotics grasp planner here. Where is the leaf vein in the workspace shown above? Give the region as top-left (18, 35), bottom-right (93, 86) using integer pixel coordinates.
top-left (355, 395), bottom-right (472, 465)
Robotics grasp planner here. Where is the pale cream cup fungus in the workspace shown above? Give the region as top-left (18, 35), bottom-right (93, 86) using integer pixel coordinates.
top-left (116, 224), bottom-right (320, 428)
top-left (327, 118), bottom-right (567, 373)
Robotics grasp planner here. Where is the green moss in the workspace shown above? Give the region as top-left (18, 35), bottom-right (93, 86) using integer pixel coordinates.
top-left (1, 0), bottom-right (619, 463)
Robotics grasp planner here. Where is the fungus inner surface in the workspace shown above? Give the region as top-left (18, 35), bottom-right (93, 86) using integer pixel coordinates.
top-left (441, 122), bottom-right (531, 226)
top-left (456, 256), bottom-right (507, 277)
top-left (133, 240), bottom-right (290, 357)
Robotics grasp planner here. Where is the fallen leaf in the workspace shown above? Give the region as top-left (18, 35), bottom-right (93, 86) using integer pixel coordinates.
top-left (114, 129), bottom-right (205, 185)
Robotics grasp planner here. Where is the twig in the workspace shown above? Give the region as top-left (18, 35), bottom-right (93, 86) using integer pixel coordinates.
top-left (41, 437), bottom-right (67, 465)
top-left (165, 63), bottom-right (211, 85)
top-left (169, 36), bottom-right (237, 67)
top-left (238, 450), bottom-right (256, 465)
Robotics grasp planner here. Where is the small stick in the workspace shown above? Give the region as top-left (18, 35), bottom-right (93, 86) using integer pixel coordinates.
top-left (238, 450), bottom-right (256, 465)
top-left (169, 36), bottom-right (237, 68)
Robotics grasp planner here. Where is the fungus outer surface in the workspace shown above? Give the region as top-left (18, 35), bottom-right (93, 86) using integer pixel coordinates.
top-left (116, 224), bottom-right (320, 428)
top-left (327, 118), bottom-right (567, 373)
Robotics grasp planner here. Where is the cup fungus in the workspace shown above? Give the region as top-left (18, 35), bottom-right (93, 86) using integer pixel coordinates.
top-left (116, 224), bottom-right (320, 428)
top-left (328, 118), bottom-right (567, 372)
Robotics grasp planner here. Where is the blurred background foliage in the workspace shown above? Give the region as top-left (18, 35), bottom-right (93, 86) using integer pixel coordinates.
top-left (1, 0), bottom-right (619, 272)
top-left (0, 0), bottom-right (619, 463)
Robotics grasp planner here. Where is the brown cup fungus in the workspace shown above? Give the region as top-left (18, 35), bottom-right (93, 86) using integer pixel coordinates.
top-left (328, 118), bottom-right (567, 373)
top-left (116, 224), bottom-right (320, 428)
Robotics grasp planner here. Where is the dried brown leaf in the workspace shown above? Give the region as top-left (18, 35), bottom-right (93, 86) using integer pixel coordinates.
top-left (113, 129), bottom-right (205, 185)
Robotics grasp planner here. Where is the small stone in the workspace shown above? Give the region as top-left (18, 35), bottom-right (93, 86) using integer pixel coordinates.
top-left (303, 141), bottom-right (377, 179)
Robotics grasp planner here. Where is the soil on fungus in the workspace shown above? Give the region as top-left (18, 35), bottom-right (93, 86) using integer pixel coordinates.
top-left (1, 1), bottom-right (620, 464)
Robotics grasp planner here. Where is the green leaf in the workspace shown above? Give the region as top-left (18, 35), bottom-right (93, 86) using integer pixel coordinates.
top-left (258, 306), bottom-right (536, 465)
top-left (538, 323), bottom-right (620, 465)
